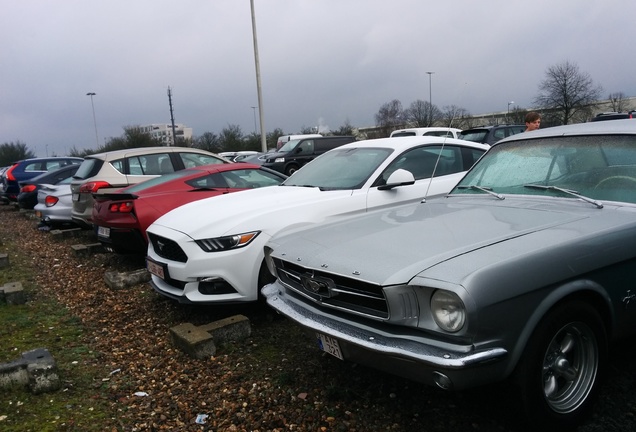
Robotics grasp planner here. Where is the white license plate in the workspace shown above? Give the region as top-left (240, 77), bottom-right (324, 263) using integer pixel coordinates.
top-left (72, 193), bottom-right (80, 202)
top-left (316, 333), bottom-right (343, 360)
top-left (146, 258), bottom-right (166, 280)
top-left (97, 226), bottom-right (110, 238)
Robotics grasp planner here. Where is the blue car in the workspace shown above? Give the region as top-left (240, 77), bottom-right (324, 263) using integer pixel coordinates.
top-left (1, 157), bottom-right (83, 203)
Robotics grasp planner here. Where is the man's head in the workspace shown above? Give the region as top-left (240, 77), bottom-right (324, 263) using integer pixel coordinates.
top-left (525, 112), bottom-right (541, 131)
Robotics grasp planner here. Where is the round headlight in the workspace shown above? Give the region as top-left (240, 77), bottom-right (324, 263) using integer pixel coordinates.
top-left (431, 290), bottom-right (466, 333)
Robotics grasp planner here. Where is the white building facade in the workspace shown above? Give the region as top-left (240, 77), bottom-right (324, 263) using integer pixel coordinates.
top-left (134, 123), bottom-right (193, 146)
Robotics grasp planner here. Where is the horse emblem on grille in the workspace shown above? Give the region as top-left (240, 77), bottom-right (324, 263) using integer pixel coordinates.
top-left (300, 273), bottom-right (336, 298)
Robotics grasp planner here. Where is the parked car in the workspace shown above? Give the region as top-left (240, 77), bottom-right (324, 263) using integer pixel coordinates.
top-left (237, 152), bottom-right (268, 165)
top-left (145, 136), bottom-right (488, 304)
top-left (459, 124), bottom-right (525, 145)
top-left (17, 164), bottom-right (81, 209)
top-left (92, 163), bottom-right (286, 254)
top-left (1, 157), bottom-right (83, 202)
top-left (390, 127), bottom-right (462, 138)
top-left (261, 119), bottom-right (636, 431)
top-left (70, 147), bottom-right (226, 229)
top-left (33, 177), bottom-right (75, 228)
top-left (262, 136), bottom-right (357, 175)
top-left (589, 111), bottom-right (636, 121)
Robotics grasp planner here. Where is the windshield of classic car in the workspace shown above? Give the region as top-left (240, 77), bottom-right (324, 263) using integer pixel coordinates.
top-left (283, 147), bottom-right (393, 190)
top-left (451, 135), bottom-right (636, 204)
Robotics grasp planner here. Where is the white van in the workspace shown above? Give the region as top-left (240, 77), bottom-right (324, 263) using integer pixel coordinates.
top-left (276, 134), bottom-right (322, 150)
top-left (390, 127), bottom-right (462, 138)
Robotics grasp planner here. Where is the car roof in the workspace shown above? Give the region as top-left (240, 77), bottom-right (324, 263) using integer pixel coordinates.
top-left (337, 136), bottom-right (490, 152)
top-left (85, 146), bottom-right (217, 161)
top-left (496, 119), bottom-right (636, 145)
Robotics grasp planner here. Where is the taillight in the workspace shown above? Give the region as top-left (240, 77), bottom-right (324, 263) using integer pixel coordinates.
top-left (5, 165), bottom-right (17, 181)
top-left (108, 202), bottom-right (134, 213)
top-left (21, 184), bottom-right (36, 193)
top-left (45, 196), bottom-right (59, 207)
top-left (79, 181), bottom-right (112, 193)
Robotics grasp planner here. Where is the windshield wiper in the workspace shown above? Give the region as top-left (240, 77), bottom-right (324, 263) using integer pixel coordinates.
top-left (524, 184), bottom-right (603, 209)
top-left (457, 185), bottom-right (504, 200)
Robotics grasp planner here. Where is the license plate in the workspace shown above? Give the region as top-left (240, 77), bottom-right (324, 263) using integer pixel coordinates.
top-left (316, 333), bottom-right (343, 360)
top-left (146, 258), bottom-right (166, 280)
top-left (97, 226), bottom-right (110, 238)
top-left (72, 193), bottom-right (80, 202)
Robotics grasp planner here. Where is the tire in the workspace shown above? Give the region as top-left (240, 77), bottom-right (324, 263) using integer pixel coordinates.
top-left (285, 164), bottom-right (299, 176)
top-left (256, 260), bottom-right (276, 301)
top-left (515, 300), bottom-right (607, 431)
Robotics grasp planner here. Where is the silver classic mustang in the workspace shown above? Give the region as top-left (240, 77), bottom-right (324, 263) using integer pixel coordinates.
top-left (262, 119), bottom-right (636, 431)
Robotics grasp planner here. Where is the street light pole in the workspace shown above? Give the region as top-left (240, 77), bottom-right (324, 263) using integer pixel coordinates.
top-left (86, 92), bottom-right (99, 146)
top-left (251, 106), bottom-right (258, 135)
top-left (426, 72), bottom-right (434, 126)
top-left (507, 101), bottom-right (515, 123)
top-left (250, 0), bottom-right (267, 152)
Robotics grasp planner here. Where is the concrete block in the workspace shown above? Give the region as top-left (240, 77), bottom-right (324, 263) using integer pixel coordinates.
top-left (50, 228), bottom-right (91, 241)
top-left (1, 281), bottom-right (26, 305)
top-left (0, 253), bottom-right (8, 268)
top-left (104, 268), bottom-right (151, 290)
top-left (0, 348), bottom-right (60, 394)
top-left (170, 323), bottom-right (217, 359)
top-left (169, 315), bottom-right (252, 359)
top-left (71, 243), bottom-right (105, 256)
top-left (200, 314), bottom-right (251, 344)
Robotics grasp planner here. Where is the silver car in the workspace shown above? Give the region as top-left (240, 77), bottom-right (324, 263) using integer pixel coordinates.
top-left (262, 119), bottom-right (636, 430)
top-left (34, 177), bottom-right (74, 227)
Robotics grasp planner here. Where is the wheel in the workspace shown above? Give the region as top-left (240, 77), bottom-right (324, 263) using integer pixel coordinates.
top-left (285, 165), bottom-right (299, 176)
top-left (514, 300), bottom-right (607, 431)
top-left (256, 260), bottom-right (276, 301)
top-left (594, 175), bottom-right (636, 189)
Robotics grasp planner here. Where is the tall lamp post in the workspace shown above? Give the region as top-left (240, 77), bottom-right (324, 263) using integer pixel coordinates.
top-left (86, 92), bottom-right (99, 146)
top-left (507, 101), bottom-right (514, 123)
top-left (426, 72), bottom-right (434, 126)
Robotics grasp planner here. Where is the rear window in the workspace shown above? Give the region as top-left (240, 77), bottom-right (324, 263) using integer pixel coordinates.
top-left (124, 169), bottom-right (205, 193)
top-left (459, 130), bottom-right (489, 143)
top-left (73, 158), bottom-right (104, 180)
top-left (391, 132), bottom-right (416, 137)
top-left (179, 152), bottom-right (226, 168)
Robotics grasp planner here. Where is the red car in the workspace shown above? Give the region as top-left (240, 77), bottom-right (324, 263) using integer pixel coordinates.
top-left (92, 163), bottom-right (286, 254)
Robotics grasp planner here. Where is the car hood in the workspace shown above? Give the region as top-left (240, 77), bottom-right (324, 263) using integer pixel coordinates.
top-left (150, 185), bottom-right (355, 238)
top-left (267, 196), bottom-right (636, 286)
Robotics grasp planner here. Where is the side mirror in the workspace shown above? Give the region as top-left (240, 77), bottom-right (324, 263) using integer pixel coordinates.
top-left (378, 168), bottom-right (415, 190)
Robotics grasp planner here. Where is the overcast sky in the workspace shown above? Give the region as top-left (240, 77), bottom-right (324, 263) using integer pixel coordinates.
top-left (2, 0), bottom-right (635, 157)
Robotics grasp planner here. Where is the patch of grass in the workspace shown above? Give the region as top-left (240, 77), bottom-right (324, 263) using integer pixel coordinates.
top-left (0, 239), bottom-right (120, 430)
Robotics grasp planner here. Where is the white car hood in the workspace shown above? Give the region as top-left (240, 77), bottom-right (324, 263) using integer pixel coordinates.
top-left (150, 185), bottom-right (355, 238)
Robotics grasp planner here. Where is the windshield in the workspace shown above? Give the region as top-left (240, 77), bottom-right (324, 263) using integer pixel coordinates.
top-left (283, 147), bottom-right (393, 190)
top-left (452, 135), bottom-right (636, 204)
top-left (458, 130), bottom-right (488, 143)
top-left (278, 139), bottom-right (301, 153)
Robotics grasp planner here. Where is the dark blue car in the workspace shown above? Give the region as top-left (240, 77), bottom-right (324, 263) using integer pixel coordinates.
top-left (1, 157), bottom-right (83, 203)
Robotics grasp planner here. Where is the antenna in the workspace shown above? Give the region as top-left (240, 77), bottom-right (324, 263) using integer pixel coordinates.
top-left (167, 86), bottom-right (177, 146)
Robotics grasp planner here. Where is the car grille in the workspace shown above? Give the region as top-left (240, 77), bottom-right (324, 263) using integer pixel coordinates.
top-left (148, 232), bottom-right (188, 263)
top-left (273, 257), bottom-right (388, 319)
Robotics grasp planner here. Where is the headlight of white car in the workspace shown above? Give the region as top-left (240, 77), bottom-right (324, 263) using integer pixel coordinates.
top-left (430, 290), bottom-right (466, 333)
top-left (195, 231), bottom-right (260, 252)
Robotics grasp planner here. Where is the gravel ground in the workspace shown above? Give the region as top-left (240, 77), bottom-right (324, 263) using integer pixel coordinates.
top-left (2, 205), bottom-right (635, 431)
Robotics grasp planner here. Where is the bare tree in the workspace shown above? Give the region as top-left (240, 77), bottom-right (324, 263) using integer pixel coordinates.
top-left (440, 105), bottom-right (472, 129)
top-left (374, 99), bottom-right (404, 136)
top-left (534, 60), bottom-right (603, 125)
top-left (608, 92), bottom-right (629, 112)
top-left (404, 100), bottom-right (441, 127)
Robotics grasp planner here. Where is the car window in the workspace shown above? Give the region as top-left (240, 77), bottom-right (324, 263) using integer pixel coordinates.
top-left (381, 145), bottom-right (468, 181)
top-left (74, 158), bottom-right (104, 180)
top-left (453, 135), bottom-right (636, 203)
top-left (110, 158), bottom-right (126, 174)
top-left (391, 132), bottom-right (416, 137)
top-left (284, 147), bottom-right (393, 190)
top-left (493, 128), bottom-right (507, 140)
top-left (24, 162), bottom-right (45, 172)
top-left (186, 168), bottom-right (283, 189)
top-left (178, 152), bottom-right (225, 168)
top-left (298, 140), bottom-right (314, 153)
top-left (127, 153), bottom-right (172, 175)
top-left (459, 130), bottom-right (488, 143)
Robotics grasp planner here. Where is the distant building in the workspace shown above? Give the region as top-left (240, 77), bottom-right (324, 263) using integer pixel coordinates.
top-left (133, 123), bottom-right (193, 146)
